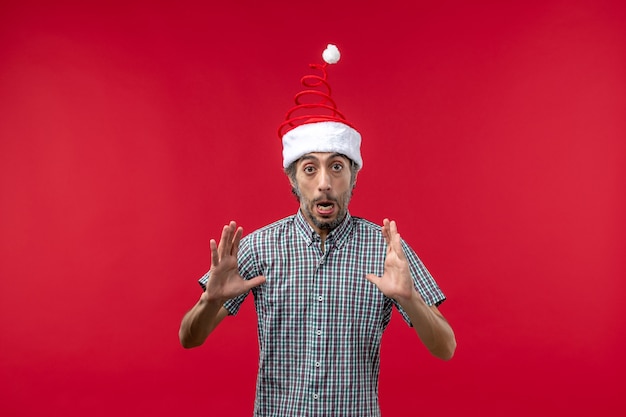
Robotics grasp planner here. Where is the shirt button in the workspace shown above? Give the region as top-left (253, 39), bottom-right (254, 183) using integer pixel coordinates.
top-left (317, 296), bottom-right (323, 302)
top-left (313, 394), bottom-right (319, 400)
top-left (316, 330), bottom-right (322, 336)
top-left (315, 361), bottom-right (321, 367)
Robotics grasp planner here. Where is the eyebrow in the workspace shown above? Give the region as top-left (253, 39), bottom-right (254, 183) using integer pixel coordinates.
top-left (300, 153), bottom-right (347, 163)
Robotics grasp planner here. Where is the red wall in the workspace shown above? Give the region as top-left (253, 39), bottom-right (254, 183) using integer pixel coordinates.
top-left (1, 1), bottom-right (625, 416)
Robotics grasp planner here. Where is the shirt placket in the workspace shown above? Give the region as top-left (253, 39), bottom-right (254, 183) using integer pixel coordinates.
top-left (308, 235), bottom-right (333, 412)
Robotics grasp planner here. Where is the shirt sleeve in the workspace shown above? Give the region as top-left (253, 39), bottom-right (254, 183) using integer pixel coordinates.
top-left (197, 235), bottom-right (260, 316)
top-left (392, 239), bottom-right (446, 326)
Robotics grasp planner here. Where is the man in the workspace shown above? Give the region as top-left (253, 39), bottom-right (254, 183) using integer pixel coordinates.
top-left (179, 45), bottom-right (456, 417)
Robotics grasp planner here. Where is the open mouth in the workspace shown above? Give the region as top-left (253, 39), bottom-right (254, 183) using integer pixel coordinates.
top-left (316, 201), bottom-right (335, 215)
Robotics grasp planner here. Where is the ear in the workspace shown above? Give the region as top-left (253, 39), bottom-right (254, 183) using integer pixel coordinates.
top-left (287, 174), bottom-right (296, 188)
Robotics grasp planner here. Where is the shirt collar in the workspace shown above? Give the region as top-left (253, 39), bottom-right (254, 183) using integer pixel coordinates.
top-left (294, 210), bottom-right (354, 250)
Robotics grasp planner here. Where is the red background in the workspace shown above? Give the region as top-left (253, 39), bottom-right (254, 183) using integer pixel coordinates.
top-left (1, 1), bottom-right (625, 416)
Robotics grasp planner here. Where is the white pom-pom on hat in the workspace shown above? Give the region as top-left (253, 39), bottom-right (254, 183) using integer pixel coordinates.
top-left (322, 44), bottom-right (341, 64)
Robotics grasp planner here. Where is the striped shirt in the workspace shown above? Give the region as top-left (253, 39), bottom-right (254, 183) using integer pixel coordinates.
top-left (199, 211), bottom-right (445, 417)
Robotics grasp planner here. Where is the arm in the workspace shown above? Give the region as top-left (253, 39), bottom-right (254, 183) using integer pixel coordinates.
top-left (179, 298), bottom-right (230, 349)
top-left (395, 292), bottom-right (456, 361)
top-left (365, 219), bottom-right (456, 360)
top-left (179, 221), bottom-right (266, 349)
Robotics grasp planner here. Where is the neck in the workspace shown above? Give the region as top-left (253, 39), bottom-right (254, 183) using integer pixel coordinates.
top-left (319, 230), bottom-right (329, 249)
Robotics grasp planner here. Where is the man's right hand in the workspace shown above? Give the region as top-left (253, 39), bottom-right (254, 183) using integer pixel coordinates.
top-left (203, 221), bottom-right (266, 303)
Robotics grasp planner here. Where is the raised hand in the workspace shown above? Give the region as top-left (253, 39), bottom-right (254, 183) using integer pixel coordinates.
top-left (365, 219), bottom-right (417, 304)
top-left (204, 221), bottom-right (266, 303)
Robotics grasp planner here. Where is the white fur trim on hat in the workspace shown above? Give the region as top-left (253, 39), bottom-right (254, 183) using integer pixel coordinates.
top-left (282, 121), bottom-right (363, 169)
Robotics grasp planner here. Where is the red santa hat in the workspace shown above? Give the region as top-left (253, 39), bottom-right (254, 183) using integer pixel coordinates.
top-left (278, 44), bottom-right (363, 170)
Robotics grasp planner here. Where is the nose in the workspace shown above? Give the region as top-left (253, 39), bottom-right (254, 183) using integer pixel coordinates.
top-left (317, 168), bottom-right (331, 191)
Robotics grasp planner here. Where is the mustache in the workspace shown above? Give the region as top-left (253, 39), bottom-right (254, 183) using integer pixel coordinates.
top-left (313, 195), bottom-right (338, 204)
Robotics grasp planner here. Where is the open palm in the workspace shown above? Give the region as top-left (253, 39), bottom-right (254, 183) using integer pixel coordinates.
top-left (204, 221), bottom-right (265, 303)
top-left (365, 219), bottom-right (415, 304)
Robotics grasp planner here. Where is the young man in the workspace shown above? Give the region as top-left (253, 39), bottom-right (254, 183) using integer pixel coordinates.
top-left (179, 45), bottom-right (456, 417)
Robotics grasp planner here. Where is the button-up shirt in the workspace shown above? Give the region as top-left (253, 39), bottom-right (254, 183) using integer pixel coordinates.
top-left (199, 211), bottom-right (445, 417)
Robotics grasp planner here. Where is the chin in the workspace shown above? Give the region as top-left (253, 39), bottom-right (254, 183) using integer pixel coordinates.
top-left (315, 216), bottom-right (343, 231)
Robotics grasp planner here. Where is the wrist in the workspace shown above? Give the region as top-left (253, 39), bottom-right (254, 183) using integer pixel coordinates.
top-left (396, 287), bottom-right (426, 310)
top-left (200, 289), bottom-right (227, 305)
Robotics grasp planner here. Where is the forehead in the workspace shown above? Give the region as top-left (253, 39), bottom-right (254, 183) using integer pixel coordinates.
top-left (297, 152), bottom-right (350, 165)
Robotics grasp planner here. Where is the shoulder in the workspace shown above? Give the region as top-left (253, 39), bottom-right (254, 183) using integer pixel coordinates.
top-left (345, 216), bottom-right (386, 249)
top-left (236, 215), bottom-right (296, 268)
top-left (350, 216), bottom-right (383, 236)
top-left (349, 216), bottom-right (419, 253)
top-left (241, 215), bottom-right (296, 243)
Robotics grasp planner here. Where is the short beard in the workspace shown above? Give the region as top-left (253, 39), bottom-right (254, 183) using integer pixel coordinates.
top-left (285, 156), bottom-right (358, 232)
top-left (292, 183), bottom-right (353, 232)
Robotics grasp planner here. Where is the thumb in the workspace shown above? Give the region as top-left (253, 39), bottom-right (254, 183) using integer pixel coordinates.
top-left (365, 273), bottom-right (381, 286)
top-left (245, 275), bottom-right (267, 290)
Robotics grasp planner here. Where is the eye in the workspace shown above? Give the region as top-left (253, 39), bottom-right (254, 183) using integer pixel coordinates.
top-left (303, 165), bottom-right (316, 174)
top-left (331, 162), bottom-right (344, 172)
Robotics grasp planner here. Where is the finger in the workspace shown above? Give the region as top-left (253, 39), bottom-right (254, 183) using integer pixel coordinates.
top-left (244, 275), bottom-right (267, 290)
top-left (390, 230), bottom-right (407, 260)
top-left (218, 222), bottom-right (235, 258)
top-left (216, 225), bottom-right (228, 258)
top-left (209, 239), bottom-right (219, 267)
top-left (389, 220), bottom-right (398, 236)
top-left (365, 273), bottom-right (383, 289)
top-left (232, 226), bottom-right (243, 256)
top-left (387, 220), bottom-right (403, 251)
top-left (381, 218), bottom-right (391, 245)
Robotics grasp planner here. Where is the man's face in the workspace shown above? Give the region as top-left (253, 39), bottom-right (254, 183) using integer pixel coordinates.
top-left (291, 152), bottom-right (356, 236)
